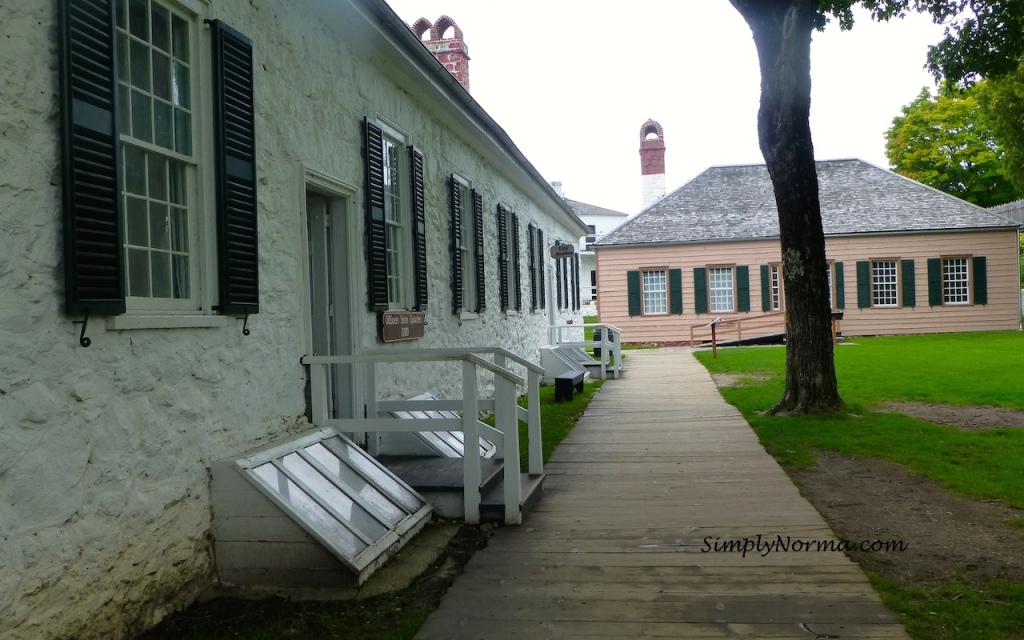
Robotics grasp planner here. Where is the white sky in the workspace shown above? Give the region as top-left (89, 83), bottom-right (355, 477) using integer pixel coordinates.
top-left (384, 1), bottom-right (946, 214)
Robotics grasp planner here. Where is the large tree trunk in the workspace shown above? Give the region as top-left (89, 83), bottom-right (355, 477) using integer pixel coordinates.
top-left (730, 0), bottom-right (843, 415)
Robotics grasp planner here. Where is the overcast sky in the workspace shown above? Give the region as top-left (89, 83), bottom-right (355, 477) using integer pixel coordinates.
top-left (384, 1), bottom-right (946, 214)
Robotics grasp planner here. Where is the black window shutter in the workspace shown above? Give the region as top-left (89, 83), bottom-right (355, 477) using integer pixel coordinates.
top-left (528, 223), bottom-right (537, 310)
top-left (573, 252), bottom-right (581, 311)
top-left (901, 259), bottom-right (915, 308)
top-left (856, 260), bottom-right (871, 308)
top-left (473, 190), bottom-right (485, 312)
top-left (927, 258), bottom-right (942, 306)
top-left (835, 262), bottom-right (845, 309)
top-left (760, 265), bottom-right (771, 312)
top-left (555, 253), bottom-right (563, 310)
top-left (537, 228), bottom-right (546, 306)
top-left (627, 270), bottom-right (641, 316)
top-left (59, 0), bottom-right (125, 316)
top-left (669, 268), bottom-right (683, 314)
top-left (449, 175), bottom-right (462, 314)
top-left (737, 265), bottom-right (750, 312)
top-left (409, 147), bottom-right (427, 310)
top-left (972, 256), bottom-right (988, 304)
top-left (363, 118), bottom-right (388, 311)
top-left (511, 212), bottom-right (522, 310)
top-left (210, 20), bottom-right (259, 315)
top-left (497, 204), bottom-right (509, 311)
top-left (694, 267), bottom-right (708, 314)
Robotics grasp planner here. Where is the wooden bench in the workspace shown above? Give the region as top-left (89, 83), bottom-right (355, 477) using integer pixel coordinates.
top-left (554, 370), bottom-right (585, 402)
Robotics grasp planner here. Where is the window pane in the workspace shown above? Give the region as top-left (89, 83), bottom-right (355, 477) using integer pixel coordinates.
top-left (171, 61), bottom-right (190, 108)
top-left (151, 4), bottom-right (170, 52)
top-left (151, 251), bottom-right (172, 298)
top-left (172, 254), bottom-right (190, 298)
top-left (173, 109), bottom-right (191, 155)
top-left (127, 247), bottom-right (151, 297)
top-left (170, 206), bottom-right (189, 252)
top-left (118, 85), bottom-right (131, 136)
top-left (128, 0), bottom-right (148, 40)
top-left (169, 162), bottom-right (187, 206)
top-left (171, 14), bottom-right (189, 63)
top-left (117, 33), bottom-right (130, 83)
top-left (125, 196), bottom-right (148, 246)
top-left (115, 0), bottom-right (126, 29)
top-left (131, 90), bottom-right (152, 143)
top-left (147, 154), bottom-right (167, 200)
top-left (124, 146), bottom-right (146, 194)
top-left (153, 100), bottom-right (173, 149)
top-left (129, 38), bottom-right (150, 91)
top-left (152, 51), bottom-right (171, 101)
top-left (149, 203), bottom-right (169, 249)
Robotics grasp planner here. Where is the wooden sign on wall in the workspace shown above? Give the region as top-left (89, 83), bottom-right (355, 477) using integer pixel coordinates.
top-left (379, 311), bottom-right (426, 342)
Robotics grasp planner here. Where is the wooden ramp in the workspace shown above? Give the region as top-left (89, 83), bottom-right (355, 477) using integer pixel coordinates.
top-left (414, 348), bottom-right (909, 639)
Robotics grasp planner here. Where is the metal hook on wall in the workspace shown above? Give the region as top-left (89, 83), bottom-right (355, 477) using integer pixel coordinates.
top-left (241, 312), bottom-right (251, 336)
top-left (73, 313), bottom-right (91, 348)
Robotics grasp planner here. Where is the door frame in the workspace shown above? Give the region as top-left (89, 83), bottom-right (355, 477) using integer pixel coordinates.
top-left (301, 168), bottom-right (362, 420)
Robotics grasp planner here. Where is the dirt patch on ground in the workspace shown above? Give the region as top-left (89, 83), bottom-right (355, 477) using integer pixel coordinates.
top-left (878, 401), bottom-right (1024, 431)
top-left (791, 452), bottom-right (1024, 587)
top-left (711, 372), bottom-right (776, 387)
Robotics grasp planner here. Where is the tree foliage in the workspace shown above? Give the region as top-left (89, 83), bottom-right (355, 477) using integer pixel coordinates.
top-left (886, 86), bottom-right (1022, 207)
top-left (977, 65), bottom-right (1024, 193)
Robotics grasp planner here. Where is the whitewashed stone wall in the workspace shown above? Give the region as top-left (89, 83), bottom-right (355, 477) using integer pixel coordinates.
top-left (0, 1), bottom-right (584, 638)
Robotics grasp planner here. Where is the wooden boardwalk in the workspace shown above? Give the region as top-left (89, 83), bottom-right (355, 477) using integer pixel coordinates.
top-left (415, 348), bottom-right (909, 639)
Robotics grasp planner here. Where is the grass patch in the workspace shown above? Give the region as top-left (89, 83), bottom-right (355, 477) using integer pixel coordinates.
top-left (694, 332), bottom-right (1024, 506)
top-left (870, 574), bottom-right (1024, 640)
top-left (694, 331), bottom-right (1024, 639)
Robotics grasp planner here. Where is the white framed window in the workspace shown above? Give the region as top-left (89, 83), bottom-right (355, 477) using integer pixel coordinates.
top-left (454, 177), bottom-right (476, 314)
top-left (380, 127), bottom-right (410, 308)
top-left (942, 257), bottom-right (970, 304)
top-left (642, 269), bottom-right (667, 315)
top-left (709, 267), bottom-right (734, 313)
top-left (770, 263), bottom-right (782, 311)
top-left (872, 260), bottom-right (899, 307)
top-left (117, 0), bottom-right (201, 310)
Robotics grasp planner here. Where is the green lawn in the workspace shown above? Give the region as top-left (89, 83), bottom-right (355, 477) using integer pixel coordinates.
top-left (694, 331), bottom-right (1024, 640)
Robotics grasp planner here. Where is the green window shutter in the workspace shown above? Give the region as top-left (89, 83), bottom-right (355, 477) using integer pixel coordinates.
top-left (473, 190), bottom-right (485, 312)
top-left (834, 262), bottom-right (845, 309)
top-left (669, 268), bottom-right (683, 314)
top-left (760, 265), bottom-right (771, 312)
top-left (555, 254), bottom-right (563, 309)
top-left (736, 265), bottom-right (750, 312)
top-left (694, 267), bottom-right (708, 314)
top-left (627, 270), bottom-right (641, 316)
top-left (212, 21), bottom-right (259, 315)
top-left (409, 147), bottom-right (427, 310)
top-left (900, 259), bottom-right (915, 308)
top-left (527, 223), bottom-right (537, 311)
top-left (972, 256), bottom-right (988, 305)
top-left (856, 260), bottom-right (871, 309)
top-left (497, 204), bottom-right (509, 311)
top-left (364, 118), bottom-right (389, 311)
top-left (537, 228), bottom-right (546, 307)
top-left (511, 212), bottom-right (522, 311)
top-left (59, 0), bottom-right (126, 316)
top-left (927, 258), bottom-right (942, 306)
top-left (449, 176), bottom-right (462, 314)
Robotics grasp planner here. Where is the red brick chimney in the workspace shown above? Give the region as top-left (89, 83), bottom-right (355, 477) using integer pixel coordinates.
top-left (412, 16), bottom-right (471, 92)
top-left (639, 119), bottom-right (666, 208)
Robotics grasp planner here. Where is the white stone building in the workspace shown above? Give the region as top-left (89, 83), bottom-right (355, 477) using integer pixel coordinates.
top-left (0, 0), bottom-right (586, 637)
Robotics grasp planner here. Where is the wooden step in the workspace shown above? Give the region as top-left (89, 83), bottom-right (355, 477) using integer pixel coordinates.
top-left (379, 456), bottom-right (504, 495)
top-left (480, 473), bottom-right (545, 523)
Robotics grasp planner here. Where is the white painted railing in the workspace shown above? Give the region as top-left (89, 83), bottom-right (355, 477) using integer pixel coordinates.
top-left (548, 323), bottom-right (623, 379)
top-left (300, 348), bottom-right (543, 526)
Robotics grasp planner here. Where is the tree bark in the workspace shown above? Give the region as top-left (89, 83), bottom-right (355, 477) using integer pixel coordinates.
top-left (730, 0), bottom-right (843, 415)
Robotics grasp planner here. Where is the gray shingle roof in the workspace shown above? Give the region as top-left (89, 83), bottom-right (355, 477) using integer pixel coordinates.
top-left (989, 198), bottom-right (1024, 225)
top-left (598, 159), bottom-right (1020, 247)
top-left (563, 198), bottom-right (630, 219)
